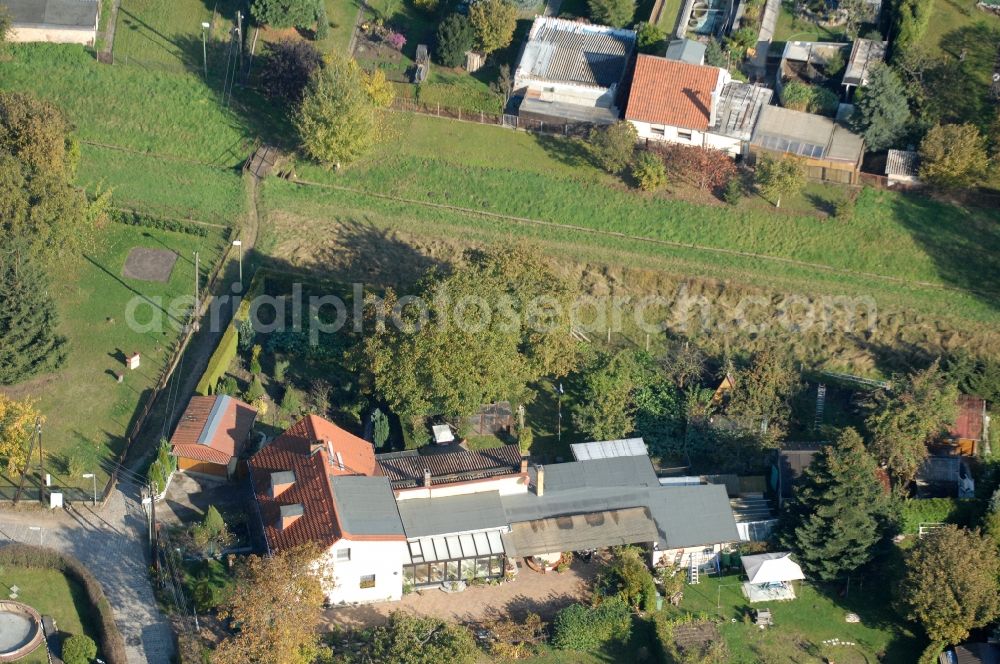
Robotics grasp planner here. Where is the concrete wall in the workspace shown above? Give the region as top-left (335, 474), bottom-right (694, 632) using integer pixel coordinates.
top-left (10, 25), bottom-right (96, 46)
top-left (394, 474), bottom-right (529, 501)
top-left (322, 538), bottom-right (409, 605)
top-left (630, 120), bottom-right (743, 156)
top-left (517, 78), bottom-right (618, 109)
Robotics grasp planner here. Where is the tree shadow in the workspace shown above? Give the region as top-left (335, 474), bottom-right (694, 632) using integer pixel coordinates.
top-left (930, 24), bottom-right (1000, 127)
top-left (886, 192), bottom-right (1000, 312)
top-left (531, 133), bottom-right (598, 171)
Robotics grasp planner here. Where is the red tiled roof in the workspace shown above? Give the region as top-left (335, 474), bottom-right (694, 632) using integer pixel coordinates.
top-left (625, 55), bottom-right (721, 131)
top-left (951, 394), bottom-right (986, 441)
top-left (251, 415), bottom-right (398, 552)
top-left (170, 396), bottom-right (257, 466)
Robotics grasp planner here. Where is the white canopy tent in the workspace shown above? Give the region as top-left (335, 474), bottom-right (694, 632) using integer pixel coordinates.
top-left (742, 552), bottom-right (805, 584)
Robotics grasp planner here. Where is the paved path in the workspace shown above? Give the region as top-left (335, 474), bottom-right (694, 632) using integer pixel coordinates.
top-left (326, 559), bottom-right (599, 629)
top-left (0, 478), bottom-right (174, 664)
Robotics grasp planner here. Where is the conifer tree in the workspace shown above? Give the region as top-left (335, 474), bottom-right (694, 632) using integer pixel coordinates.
top-left (781, 428), bottom-right (885, 580)
top-left (0, 248), bottom-right (67, 385)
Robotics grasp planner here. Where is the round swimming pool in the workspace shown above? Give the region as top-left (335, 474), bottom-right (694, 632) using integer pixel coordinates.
top-left (0, 602), bottom-right (43, 662)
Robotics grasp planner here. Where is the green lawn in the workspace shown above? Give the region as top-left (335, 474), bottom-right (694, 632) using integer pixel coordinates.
top-left (0, 567), bottom-right (101, 664)
top-left (284, 113), bottom-right (1000, 323)
top-left (319, 0), bottom-right (362, 54)
top-left (772, 0), bottom-right (848, 48)
top-left (673, 573), bottom-right (922, 663)
top-left (655, 0), bottom-right (686, 33)
top-left (0, 44), bottom-right (251, 165)
top-left (0, 223), bottom-right (227, 495)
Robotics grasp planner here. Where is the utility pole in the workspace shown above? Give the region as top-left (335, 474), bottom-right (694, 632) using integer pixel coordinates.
top-left (193, 251), bottom-right (200, 331)
top-left (200, 22), bottom-right (210, 79)
top-left (37, 420), bottom-right (43, 505)
top-left (556, 382), bottom-right (564, 442)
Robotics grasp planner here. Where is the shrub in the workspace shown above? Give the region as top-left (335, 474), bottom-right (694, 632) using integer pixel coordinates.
top-left (780, 80), bottom-right (814, 112)
top-left (215, 375), bottom-right (239, 396)
top-left (259, 39), bottom-right (323, 103)
top-left (518, 425), bottom-right (533, 455)
top-left (588, 0), bottom-right (635, 28)
top-left (196, 323), bottom-right (239, 395)
top-left (919, 123), bottom-right (990, 189)
top-left (896, 498), bottom-right (961, 534)
top-left (63, 634), bottom-right (98, 664)
top-left (636, 22), bottom-right (665, 54)
top-left (244, 376), bottom-right (266, 403)
top-left (250, 0), bottom-right (317, 28)
top-left (315, 1), bottom-right (329, 39)
top-left (632, 151), bottom-right (667, 191)
top-left (722, 176), bottom-right (743, 204)
top-left (551, 597), bottom-right (631, 650)
top-left (274, 358), bottom-right (290, 383)
top-left (834, 196), bottom-right (855, 221)
top-left (0, 545), bottom-right (126, 664)
top-left (435, 13), bottom-right (475, 68)
top-left (413, 0), bottom-right (439, 11)
top-left (589, 121), bottom-right (637, 174)
top-left (108, 208), bottom-right (210, 237)
top-left (595, 546), bottom-right (658, 612)
top-left (386, 31), bottom-right (407, 51)
top-left (281, 387), bottom-right (303, 416)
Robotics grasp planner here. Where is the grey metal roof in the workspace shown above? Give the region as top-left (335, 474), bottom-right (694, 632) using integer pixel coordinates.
top-left (665, 39), bottom-right (706, 65)
top-left (2, 0), bottom-right (98, 28)
top-left (396, 491), bottom-right (508, 538)
top-left (329, 475), bottom-right (405, 537)
top-left (505, 507), bottom-right (659, 557)
top-left (647, 483), bottom-right (740, 548)
top-left (843, 39), bottom-right (886, 88)
top-left (886, 149), bottom-right (919, 177)
top-left (540, 456), bottom-right (660, 493)
top-left (517, 96), bottom-right (621, 125)
top-left (503, 457), bottom-right (738, 550)
top-left (711, 82), bottom-right (774, 141)
top-left (516, 17), bottom-right (636, 89)
top-left (752, 105), bottom-right (864, 164)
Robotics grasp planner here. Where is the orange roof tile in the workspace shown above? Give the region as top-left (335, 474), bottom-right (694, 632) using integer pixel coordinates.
top-left (250, 415), bottom-right (399, 553)
top-left (170, 396), bottom-right (257, 466)
top-left (625, 55), bottom-right (721, 131)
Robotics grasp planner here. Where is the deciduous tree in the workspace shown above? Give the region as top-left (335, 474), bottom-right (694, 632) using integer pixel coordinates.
top-left (573, 350), bottom-right (643, 441)
top-left (588, 0), bottom-right (635, 28)
top-left (435, 13), bottom-right (476, 68)
top-left (781, 428), bottom-right (886, 580)
top-left (294, 57), bottom-right (388, 167)
top-left (360, 244), bottom-right (580, 422)
top-left (919, 123), bottom-right (989, 189)
top-left (214, 544), bottom-right (327, 664)
top-left (657, 143), bottom-right (736, 192)
top-left (0, 395), bottom-right (41, 474)
top-left (755, 154), bottom-right (806, 207)
top-left (631, 150), bottom-right (667, 190)
top-left (899, 525), bottom-right (1000, 645)
top-left (0, 248), bottom-right (67, 385)
top-left (0, 91), bottom-right (78, 178)
top-left (850, 64), bottom-right (911, 151)
top-left (865, 360), bottom-right (958, 487)
top-left (360, 612), bottom-right (478, 664)
top-left (588, 121), bottom-right (637, 174)
top-left (259, 39), bottom-right (323, 102)
top-left (725, 348), bottom-right (799, 437)
top-left (468, 0), bottom-right (517, 54)
top-left (250, 0), bottom-right (320, 29)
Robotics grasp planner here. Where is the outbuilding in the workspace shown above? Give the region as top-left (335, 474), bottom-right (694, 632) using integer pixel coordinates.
top-left (1, 0), bottom-right (99, 45)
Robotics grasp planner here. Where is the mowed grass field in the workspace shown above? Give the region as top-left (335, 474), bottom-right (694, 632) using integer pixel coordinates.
top-left (280, 113), bottom-right (1000, 325)
top-left (1, 567), bottom-right (102, 664)
top-left (0, 224), bottom-right (227, 494)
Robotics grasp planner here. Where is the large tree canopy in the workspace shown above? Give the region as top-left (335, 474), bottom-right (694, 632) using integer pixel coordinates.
top-left (215, 544), bottom-right (327, 664)
top-left (361, 244), bottom-right (580, 425)
top-left (0, 91), bottom-right (78, 179)
top-left (725, 347), bottom-right (799, 438)
top-left (294, 57), bottom-right (393, 167)
top-left (781, 428), bottom-right (886, 580)
top-left (468, 0), bottom-right (517, 54)
top-left (865, 360), bottom-right (958, 486)
top-left (0, 248), bottom-right (67, 385)
top-left (898, 525), bottom-right (1000, 645)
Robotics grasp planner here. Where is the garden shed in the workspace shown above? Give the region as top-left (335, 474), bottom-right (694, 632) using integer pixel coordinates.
top-left (1, 0), bottom-right (99, 45)
top-left (749, 105), bottom-right (865, 184)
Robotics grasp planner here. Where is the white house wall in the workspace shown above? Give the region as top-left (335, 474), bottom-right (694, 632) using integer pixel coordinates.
top-left (10, 25), bottom-right (96, 45)
top-left (322, 538), bottom-right (409, 605)
top-left (629, 120), bottom-right (742, 157)
top-left (394, 475), bottom-right (528, 501)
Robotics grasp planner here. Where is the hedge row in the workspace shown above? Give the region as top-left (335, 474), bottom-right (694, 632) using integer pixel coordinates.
top-left (551, 597), bottom-right (631, 651)
top-left (0, 544), bottom-right (127, 664)
top-left (896, 498), bottom-right (982, 534)
top-left (193, 271), bottom-right (266, 396)
top-left (110, 208), bottom-right (211, 237)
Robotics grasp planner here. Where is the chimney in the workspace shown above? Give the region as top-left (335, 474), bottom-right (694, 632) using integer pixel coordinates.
top-left (709, 90), bottom-right (719, 129)
top-left (535, 464), bottom-right (544, 497)
top-left (423, 468), bottom-right (432, 488)
top-left (520, 457), bottom-right (528, 474)
top-left (279, 503), bottom-right (304, 530)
